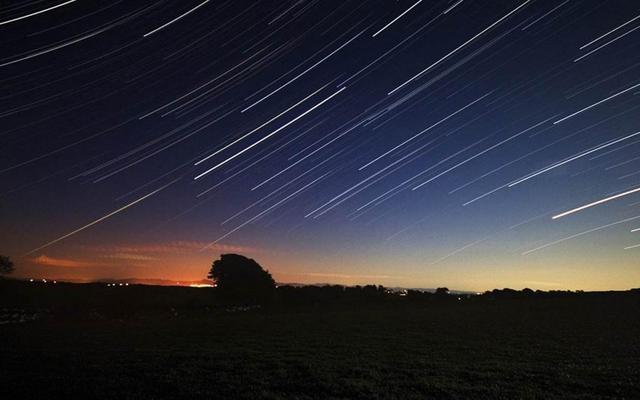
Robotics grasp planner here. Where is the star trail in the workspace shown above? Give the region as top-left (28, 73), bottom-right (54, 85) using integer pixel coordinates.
top-left (1, 1), bottom-right (639, 290)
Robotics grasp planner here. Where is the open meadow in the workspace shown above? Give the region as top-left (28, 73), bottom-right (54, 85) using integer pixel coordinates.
top-left (1, 281), bottom-right (638, 399)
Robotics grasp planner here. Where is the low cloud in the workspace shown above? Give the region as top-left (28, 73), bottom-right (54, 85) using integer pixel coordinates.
top-left (300, 272), bottom-right (402, 280)
top-left (100, 253), bottom-right (158, 261)
top-left (31, 255), bottom-right (99, 268)
top-left (81, 240), bottom-right (259, 256)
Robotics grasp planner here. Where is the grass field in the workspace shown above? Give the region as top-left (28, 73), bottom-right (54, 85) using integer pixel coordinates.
top-left (1, 283), bottom-right (639, 399)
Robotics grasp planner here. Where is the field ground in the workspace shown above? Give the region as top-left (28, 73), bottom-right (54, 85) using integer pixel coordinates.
top-left (1, 283), bottom-right (639, 399)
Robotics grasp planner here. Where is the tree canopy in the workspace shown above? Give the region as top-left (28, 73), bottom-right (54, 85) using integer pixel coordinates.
top-left (208, 254), bottom-right (275, 303)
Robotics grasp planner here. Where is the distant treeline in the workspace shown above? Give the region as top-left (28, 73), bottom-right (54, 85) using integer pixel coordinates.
top-left (276, 284), bottom-right (640, 305)
top-left (1, 279), bottom-right (638, 321)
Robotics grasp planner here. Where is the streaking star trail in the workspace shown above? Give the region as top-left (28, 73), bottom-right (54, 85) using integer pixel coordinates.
top-left (1, 0), bottom-right (640, 290)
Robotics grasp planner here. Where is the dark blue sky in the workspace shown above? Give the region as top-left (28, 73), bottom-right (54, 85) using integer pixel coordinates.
top-left (1, 0), bottom-right (639, 290)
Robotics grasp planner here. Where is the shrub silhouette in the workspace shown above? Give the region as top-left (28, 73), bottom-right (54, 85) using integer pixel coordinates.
top-left (435, 287), bottom-right (449, 296)
top-left (0, 255), bottom-right (14, 277)
top-left (207, 254), bottom-right (275, 304)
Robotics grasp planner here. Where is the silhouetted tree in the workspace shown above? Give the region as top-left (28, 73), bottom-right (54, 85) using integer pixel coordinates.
top-left (522, 288), bottom-right (534, 296)
top-left (0, 255), bottom-right (14, 277)
top-left (435, 287), bottom-right (449, 295)
top-left (207, 254), bottom-right (275, 304)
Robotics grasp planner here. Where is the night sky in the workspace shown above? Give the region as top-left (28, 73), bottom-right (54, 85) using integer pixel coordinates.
top-left (1, 0), bottom-right (639, 290)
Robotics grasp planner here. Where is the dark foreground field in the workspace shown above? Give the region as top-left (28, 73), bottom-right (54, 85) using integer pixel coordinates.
top-left (1, 282), bottom-right (639, 399)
